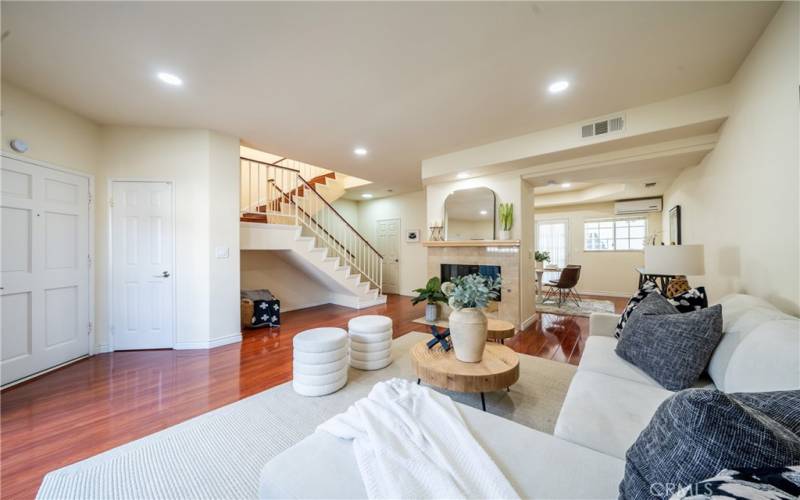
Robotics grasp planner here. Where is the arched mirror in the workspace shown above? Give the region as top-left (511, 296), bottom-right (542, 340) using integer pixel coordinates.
top-left (444, 187), bottom-right (496, 240)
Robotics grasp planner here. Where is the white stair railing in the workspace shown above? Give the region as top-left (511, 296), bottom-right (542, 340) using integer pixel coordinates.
top-left (240, 157), bottom-right (383, 293)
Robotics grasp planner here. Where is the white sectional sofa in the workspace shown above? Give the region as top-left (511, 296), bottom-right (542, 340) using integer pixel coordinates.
top-left (554, 294), bottom-right (800, 460)
top-left (259, 294), bottom-right (799, 498)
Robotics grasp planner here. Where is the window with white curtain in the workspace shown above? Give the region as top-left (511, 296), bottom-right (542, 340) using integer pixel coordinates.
top-left (584, 218), bottom-right (647, 251)
top-left (536, 220), bottom-right (568, 268)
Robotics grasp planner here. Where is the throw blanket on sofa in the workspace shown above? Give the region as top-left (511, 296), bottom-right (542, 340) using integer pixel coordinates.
top-left (318, 378), bottom-right (518, 499)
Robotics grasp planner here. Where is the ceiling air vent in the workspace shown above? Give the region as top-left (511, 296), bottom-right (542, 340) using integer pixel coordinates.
top-left (581, 115), bottom-right (625, 138)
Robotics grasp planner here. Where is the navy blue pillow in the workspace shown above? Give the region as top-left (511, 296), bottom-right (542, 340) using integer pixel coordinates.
top-left (616, 304), bottom-right (722, 390)
top-left (616, 280), bottom-right (661, 338)
top-left (620, 390), bottom-right (800, 500)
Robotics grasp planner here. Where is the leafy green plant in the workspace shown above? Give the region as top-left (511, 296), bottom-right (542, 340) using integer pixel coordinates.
top-left (441, 274), bottom-right (502, 310)
top-left (411, 277), bottom-right (448, 305)
top-left (499, 203), bottom-right (513, 231)
top-left (534, 251), bottom-right (551, 263)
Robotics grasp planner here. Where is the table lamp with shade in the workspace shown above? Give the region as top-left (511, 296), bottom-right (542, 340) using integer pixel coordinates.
top-left (643, 244), bottom-right (705, 297)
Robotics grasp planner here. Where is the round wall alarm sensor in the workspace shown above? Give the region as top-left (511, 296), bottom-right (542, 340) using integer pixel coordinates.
top-left (10, 139), bottom-right (28, 153)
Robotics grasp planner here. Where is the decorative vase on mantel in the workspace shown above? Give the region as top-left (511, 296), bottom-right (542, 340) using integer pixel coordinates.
top-left (448, 307), bottom-right (488, 362)
top-left (499, 230), bottom-right (511, 241)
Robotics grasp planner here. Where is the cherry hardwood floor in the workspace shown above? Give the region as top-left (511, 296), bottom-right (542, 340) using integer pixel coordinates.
top-left (0, 294), bottom-right (625, 499)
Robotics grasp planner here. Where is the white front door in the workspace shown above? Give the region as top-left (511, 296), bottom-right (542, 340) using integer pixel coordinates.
top-left (1, 156), bottom-right (90, 385)
top-left (376, 219), bottom-right (400, 294)
top-left (111, 181), bottom-right (175, 350)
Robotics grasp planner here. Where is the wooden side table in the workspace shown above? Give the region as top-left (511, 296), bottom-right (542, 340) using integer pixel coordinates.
top-left (410, 340), bottom-right (520, 411)
top-left (486, 319), bottom-right (515, 344)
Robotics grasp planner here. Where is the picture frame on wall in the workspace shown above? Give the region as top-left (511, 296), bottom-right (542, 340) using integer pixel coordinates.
top-left (669, 205), bottom-right (682, 244)
top-left (406, 229), bottom-right (420, 243)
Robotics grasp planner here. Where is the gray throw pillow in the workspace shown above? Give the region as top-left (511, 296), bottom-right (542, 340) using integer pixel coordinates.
top-left (620, 292), bottom-right (679, 339)
top-left (619, 389), bottom-right (800, 500)
top-left (615, 304), bottom-right (723, 390)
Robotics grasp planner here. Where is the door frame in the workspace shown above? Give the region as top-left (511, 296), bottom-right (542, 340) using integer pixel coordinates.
top-left (107, 179), bottom-right (178, 351)
top-left (376, 218), bottom-right (401, 294)
top-left (0, 151), bottom-right (97, 358)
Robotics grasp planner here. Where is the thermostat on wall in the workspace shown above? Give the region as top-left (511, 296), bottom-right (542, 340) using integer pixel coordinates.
top-left (10, 139), bottom-right (28, 153)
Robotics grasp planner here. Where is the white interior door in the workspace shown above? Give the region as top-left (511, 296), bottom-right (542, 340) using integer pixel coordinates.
top-left (111, 181), bottom-right (175, 350)
top-left (376, 219), bottom-right (400, 294)
top-left (1, 156), bottom-right (90, 385)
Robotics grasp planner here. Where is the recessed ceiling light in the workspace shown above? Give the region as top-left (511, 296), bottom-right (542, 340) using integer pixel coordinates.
top-left (354, 147), bottom-right (368, 156)
top-left (479, 210), bottom-right (488, 215)
top-left (457, 172), bottom-right (469, 179)
top-left (548, 80), bottom-right (570, 93)
top-left (157, 72), bottom-right (183, 86)
top-left (561, 182), bottom-right (571, 188)
top-left (361, 193), bottom-right (373, 199)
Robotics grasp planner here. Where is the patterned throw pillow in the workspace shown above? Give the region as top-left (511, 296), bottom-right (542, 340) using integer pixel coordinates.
top-left (669, 466), bottom-right (800, 500)
top-left (615, 303), bottom-right (723, 390)
top-left (619, 390), bottom-right (800, 500)
top-left (669, 287), bottom-right (709, 313)
top-left (616, 280), bottom-right (661, 338)
top-left (666, 276), bottom-right (691, 298)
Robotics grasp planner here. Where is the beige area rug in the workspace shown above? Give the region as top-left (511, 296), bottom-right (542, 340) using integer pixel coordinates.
top-left (536, 298), bottom-right (616, 317)
top-left (38, 332), bottom-right (575, 499)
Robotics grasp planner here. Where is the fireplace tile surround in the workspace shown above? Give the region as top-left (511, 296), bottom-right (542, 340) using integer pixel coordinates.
top-left (427, 243), bottom-right (521, 327)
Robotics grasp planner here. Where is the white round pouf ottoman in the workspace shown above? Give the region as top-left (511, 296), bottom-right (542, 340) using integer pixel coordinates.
top-left (348, 315), bottom-right (392, 370)
top-left (293, 327), bottom-right (348, 396)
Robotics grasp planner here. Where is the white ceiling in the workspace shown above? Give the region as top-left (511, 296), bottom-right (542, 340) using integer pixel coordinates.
top-left (1, 2), bottom-right (778, 193)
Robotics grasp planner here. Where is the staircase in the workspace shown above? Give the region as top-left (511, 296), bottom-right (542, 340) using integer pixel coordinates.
top-left (240, 157), bottom-right (385, 308)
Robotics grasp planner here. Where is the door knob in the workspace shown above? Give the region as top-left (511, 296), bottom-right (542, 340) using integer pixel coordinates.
top-left (154, 271), bottom-right (170, 278)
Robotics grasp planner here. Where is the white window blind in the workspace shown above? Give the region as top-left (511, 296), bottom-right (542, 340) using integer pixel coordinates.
top-left (536, 220), bottom-right (568, 267)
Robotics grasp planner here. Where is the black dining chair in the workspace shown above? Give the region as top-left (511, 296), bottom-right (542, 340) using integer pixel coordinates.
top-left (543, 265), bottom-right (582, 307)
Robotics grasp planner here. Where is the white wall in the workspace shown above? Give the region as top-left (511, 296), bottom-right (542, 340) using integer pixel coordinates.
top-left (535, 202), bottom-right (663, 296)
top-left (241, 250), bottom-right (332, 312)
top-left (357, 190), bottom-right (428, 296)
top-left (1, 79), bottom-right (245, 351)
top-left (427, 171), bottom-right (523, 240)
top-left (663, 3), bottom-right (799, 315)
top-left (98, 127), bottom-right (241, 349)
top-left (331, 198), bottom-right (359, 227)
top-left (1, 81), bottom-right (100, 174)
top-left (208, 132), bottom-right (242, 344)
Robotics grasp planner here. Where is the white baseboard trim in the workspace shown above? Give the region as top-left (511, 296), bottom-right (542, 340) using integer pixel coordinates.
top-left (520, 314), bottom-right (537, 330)
top-left (93, 343), bottom-right (112, 354)
top-left (174, 333), bottom-right (242, 350)
top-left (328, 293), bottom-right (387, 309)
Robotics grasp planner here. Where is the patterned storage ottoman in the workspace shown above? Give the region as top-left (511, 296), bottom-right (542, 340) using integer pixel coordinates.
top-left (241, 290), bottom-right (281, 328)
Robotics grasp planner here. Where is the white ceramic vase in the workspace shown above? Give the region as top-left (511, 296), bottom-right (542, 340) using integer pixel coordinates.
top-left (448, 307), bottom-right (487, 362)
top-left (425, 303), bottom-right (438, 322)
top-left (499, 230), bottom-right (511, 240)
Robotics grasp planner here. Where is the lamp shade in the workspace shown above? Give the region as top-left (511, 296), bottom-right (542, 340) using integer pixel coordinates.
top-left (644, 245), bottom-right (705, 276)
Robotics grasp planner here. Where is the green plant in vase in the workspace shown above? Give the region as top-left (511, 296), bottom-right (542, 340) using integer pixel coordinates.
top-left (498, 203), bottom-right (513, 240)
top-left (441, 274), bottom-right (502, 362)
top-left (411, 277), bottom-right (447, 322)
top-left (534, 250), bottom-right (550, 271)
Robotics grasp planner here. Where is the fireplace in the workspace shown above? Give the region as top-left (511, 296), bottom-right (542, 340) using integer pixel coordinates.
top-left (440, 264), bottom-right (502, 300)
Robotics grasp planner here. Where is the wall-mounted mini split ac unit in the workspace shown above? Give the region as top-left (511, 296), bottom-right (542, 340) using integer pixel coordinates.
top-left (614, 198), bottom-right (662, 215)
top-left (581, 115), bottom-right (625, 138)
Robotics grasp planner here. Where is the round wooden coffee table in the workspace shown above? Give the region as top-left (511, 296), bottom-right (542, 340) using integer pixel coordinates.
top-left (410, 340), bottom-right (520, 411)
top-left (486, 319), bottom-right (515, 344)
